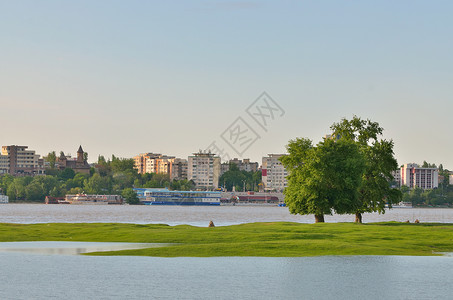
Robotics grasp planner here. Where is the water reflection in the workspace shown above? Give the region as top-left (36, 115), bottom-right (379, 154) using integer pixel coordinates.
top-left (0, 241), bottom-right (169, 255)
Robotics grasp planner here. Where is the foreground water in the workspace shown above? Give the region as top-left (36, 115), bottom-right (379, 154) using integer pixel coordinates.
top-left (2, 206), bottom-right (452, 299)
top-left (0, 253), bottom-right (452, 300)
top-left (1, 204), bottom-right (452, 225)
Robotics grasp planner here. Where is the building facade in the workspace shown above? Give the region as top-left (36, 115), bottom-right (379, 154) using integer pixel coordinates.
top-left (400, 163), bottom-right (438, 190)
top-left (262, 154), bottom-right (288, 192)
top-left (220, 158), bottom-right (259, 175)
top-left (57, 146), bottom-right (91, 174)
top-left (134, 153), bottom-right (160, 174)
top-left (170, 158), bottom-right (188, 181)
top-left (133, 153), bottom-right (187, 180)
top-left (0, 145), bottom-right (44, 176)
top-left (188, 151), bottom-right (221, 189)
top-left (0, 154), bottom-right (9, 174)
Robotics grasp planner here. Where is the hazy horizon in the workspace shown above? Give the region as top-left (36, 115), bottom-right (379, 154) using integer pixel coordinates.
top-left (1, 1), bottom-right (452, 169)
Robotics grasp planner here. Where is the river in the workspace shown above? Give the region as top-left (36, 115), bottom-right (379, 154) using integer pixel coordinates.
top-left (1, 204), bottom-right (452, 226)
top-left (0, 253), bottom-right (452, 299)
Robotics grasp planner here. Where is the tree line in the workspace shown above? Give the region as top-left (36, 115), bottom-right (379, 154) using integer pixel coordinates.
top-left (0, 155), bottom-right (195, 204)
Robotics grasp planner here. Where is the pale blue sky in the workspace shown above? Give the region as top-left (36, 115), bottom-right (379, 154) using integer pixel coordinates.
top-left (1, 1), bottom-right (452, 168)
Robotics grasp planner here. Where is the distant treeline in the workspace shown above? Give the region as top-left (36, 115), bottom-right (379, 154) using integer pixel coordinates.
top-left (0, 155), bottom-right (194, 202)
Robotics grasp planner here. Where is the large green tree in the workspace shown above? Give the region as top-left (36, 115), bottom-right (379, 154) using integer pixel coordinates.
top-left (281, 137), bottom-right (366, 223)
top-left (330, 116), bottom-right (402, 222)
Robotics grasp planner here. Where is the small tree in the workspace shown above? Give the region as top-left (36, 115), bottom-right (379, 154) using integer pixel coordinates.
top-left (45, 151), bottom-right (57, 169)
top-left (122, 188), bottom-right (140, 205)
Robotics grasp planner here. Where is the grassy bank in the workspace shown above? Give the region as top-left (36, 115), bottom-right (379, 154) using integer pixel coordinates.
top-left (0, 222), bottom-right (452, 257)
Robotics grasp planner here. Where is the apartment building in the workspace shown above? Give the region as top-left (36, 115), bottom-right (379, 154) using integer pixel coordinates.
top-left (1, 145), bottom-right (44, 176)
top-left (220, 158), bottom-right (259, 175)
top-left (262, 154), bottom-right (288, 192)
top-left (170, 158), bottom-right (188, 181)
top-left (400, 163), bottom-right (438, 190)
top-left (0, 154), bottom-right (9, 174)
top-left (133, 153), bottom-right (161, 174)
top-left (133, 153), bottom-right (187, 180)
top-left (188, 151), bottom-right (221, 189)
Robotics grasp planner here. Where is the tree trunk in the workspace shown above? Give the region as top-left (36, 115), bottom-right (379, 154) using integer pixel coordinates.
top-left (315, 214), bottom-right (325, 223)
top-left (355, 212), bottom-right (362, 223)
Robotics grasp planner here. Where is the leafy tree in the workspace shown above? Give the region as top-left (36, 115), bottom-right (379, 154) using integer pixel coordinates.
top-left (0, 174), bottom-right (14, 195)
top-left (219, 162), bottom-right (261, 192)
top-left (25, 182), bottom-right (45, 201)
top-left (31, 175), bottom-right (59, 197)
top-left (170, 179), bottom-right (195, 191)
top-left (281, 137), bottom-right (366, 223)
top-left (122, 188), bottom-right (140, 205)
top-left (330, 116), bottom-right (401, 223)
top-left (59, 168), bottom-right (76, 181)
top-left (422, 161), bottom-right (437, 168)
top-left (143, 173), bottom-right (170, 188)
top-left (84, 173), bottom-right (112, 194)
top-left (68, 187), bottom-right (84, 194)
top-left (45, 151), bottom-right (57, 169)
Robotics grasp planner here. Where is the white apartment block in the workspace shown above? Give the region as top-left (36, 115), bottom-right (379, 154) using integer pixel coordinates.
top-left (188, 151), bottom-right (221, 189)
top-left (262, 154), bottom-right (288, 192)
top-left (450, 174), bottom-right (453, 186)
top-left (400, 163), bottom-right (438, 190)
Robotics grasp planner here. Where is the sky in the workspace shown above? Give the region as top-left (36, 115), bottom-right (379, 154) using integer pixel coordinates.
top-left (1, 1), bottom-right (452, 168)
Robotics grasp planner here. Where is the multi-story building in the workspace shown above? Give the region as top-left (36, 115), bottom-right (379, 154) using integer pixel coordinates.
top-left (391, 170), bottom-right (401, 187)
top-left (188, 151), bottom-right (221, 189)
top-left (170, 158), bottom-right (188, 181)
top-left (262, 154), bottom-right (288, 192)
top-left (0, 154), bottom-right (9, 174)
top-left (400, 163), bottom-right (438, 190)
top-left (220, 158), bottom-right (259, 175)
top-left (1, 145), bottom-right (44, 176)
top-left (134, 153), bottom-right (161, 174)
top-left (449, 174), bottom-right (453, 186)
top-left (134, 153), bottom-right (187, 180)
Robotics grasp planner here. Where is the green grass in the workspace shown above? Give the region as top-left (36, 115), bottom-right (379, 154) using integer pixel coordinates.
top-left (0, 222), bottom-right (452, 257)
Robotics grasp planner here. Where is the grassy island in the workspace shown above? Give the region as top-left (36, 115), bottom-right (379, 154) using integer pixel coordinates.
top-left (1, 222), bottom-right (452, 257)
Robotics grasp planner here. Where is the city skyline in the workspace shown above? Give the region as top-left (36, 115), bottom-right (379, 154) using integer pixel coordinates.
top-left (1, 1), bottom-right (452, 169)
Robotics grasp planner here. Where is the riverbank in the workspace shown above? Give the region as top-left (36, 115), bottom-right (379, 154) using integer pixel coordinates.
top-left (1, 222), bottom-right (452, 257)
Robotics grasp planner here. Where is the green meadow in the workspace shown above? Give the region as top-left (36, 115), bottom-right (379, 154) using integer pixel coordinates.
top-left (1, 222), bottom-right (452, 257)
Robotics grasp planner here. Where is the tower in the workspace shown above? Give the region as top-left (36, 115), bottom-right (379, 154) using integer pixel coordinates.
top-left (77, 145), bottom-right (84, 163)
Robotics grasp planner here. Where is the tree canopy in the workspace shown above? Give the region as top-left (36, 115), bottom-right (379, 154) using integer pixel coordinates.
top-left (219, 163), bottom-right (261, 192)
top-left (281, 116), bottom-right (402, 223)
top-left (330, 116), bottom-right (401, 222)
top-left (281, 137), bottom-right (366, 222)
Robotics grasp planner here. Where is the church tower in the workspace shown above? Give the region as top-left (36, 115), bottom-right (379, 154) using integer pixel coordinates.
top-left (77, 145), bottom-right (84, 163)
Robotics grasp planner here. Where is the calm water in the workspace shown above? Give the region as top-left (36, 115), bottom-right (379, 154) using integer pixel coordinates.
top-left (0, 241), bottom-right (169, 255)
top-left (2, 205), bottom-right (452, 299)
top-left (0, 253), bottom-right (452, 300)
top-left (1, 204), bottom-right (452, 226)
